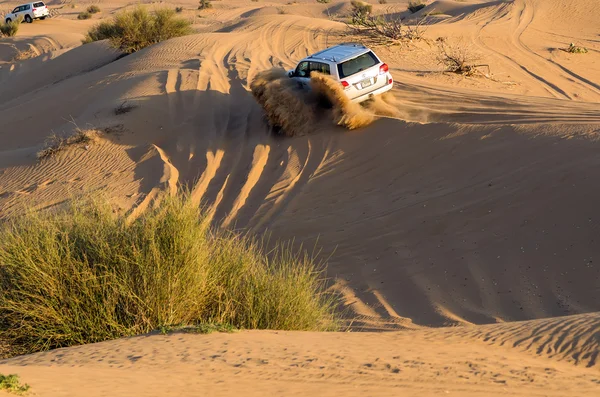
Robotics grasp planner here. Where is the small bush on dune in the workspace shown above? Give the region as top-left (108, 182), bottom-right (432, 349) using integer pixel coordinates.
top-left (565, 43), bottom-right (588, 54)
top-left (77, 11), bottom-right (91, 20)
top-left (379, 0), bottom-right (387, 4)
top-left (351, 0), bottom-right (372, 17)
top-left (87, 5), bottom-right (101, 14)
top-left (316, 0), bottom-right (331, 3)
top-left (198, 0), bottom-right (212, 9)
top-left (0, 19), bottom-right (20, 37)
top-left (0, 193), bottom-right (339, 356)
top-left (436, 38), bottom-right (489, 76)
top-left (83, 7), bottom-right (192, 53)
top-left (175, 6), bottom-right (184, 13)
top-left (36, 129), bottom-right (99, 160)
top-left (408, 1), bottom-right (426, 13)
top-left (0, 374), bottom-right (30, 395)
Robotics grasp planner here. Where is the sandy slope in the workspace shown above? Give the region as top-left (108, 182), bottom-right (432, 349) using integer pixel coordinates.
top-left (0, 0), bottom-right (599, 394)
top-left (1, 313), bottom-right (599, 396)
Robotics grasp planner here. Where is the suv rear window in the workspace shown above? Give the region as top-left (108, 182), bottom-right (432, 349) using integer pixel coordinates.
top-left (337, 51), bottom-right (379, 78)
top-left (33, 2), bottom-right (45, 7)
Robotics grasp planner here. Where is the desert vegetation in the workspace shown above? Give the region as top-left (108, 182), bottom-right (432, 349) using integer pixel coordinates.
top-left (565, 43), bottom-right (588, 54)
top-left (0, 193), bottom-right (339, 357)
top-left (198, 0), bottom-right (213, 9)
top-left (436, 38), bottom-right (489, 76)
top-left (83, 6), bottom-right (192, 53)
top-left (0, 374), bottom-right (29, 395)
top-left (0, 18), bottom-right (20, 37)
top-left (77, 11), bottom-right (91, 20)
top-left (348, 2), bottom-right (428, 43)
top-left (408, 1), bottom-right (426, 13)
top-left (36, 129), bottom-right (99, 160)
top-left (87, 5), bottom-right (101, 14)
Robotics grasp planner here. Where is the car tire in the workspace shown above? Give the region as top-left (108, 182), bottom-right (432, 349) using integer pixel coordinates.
top-left (5, 18), bottom-right (11, 23)
top-left (24, 15), bottom-right (32, 23)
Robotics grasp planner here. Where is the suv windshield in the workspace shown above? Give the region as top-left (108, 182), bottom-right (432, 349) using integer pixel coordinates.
top-left (337, 52), bottom-right (379, 78)
top-left (33, 2), bottom-right (45, 7)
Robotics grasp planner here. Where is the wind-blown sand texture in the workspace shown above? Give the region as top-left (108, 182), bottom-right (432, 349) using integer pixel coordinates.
top-left (0, 0), bottom-right (599, 395)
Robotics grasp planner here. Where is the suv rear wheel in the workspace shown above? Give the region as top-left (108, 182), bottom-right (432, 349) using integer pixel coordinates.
top-left (5, 18), bottom-right (12, 23)
top-left (24, 15), bottom-right (33, 23)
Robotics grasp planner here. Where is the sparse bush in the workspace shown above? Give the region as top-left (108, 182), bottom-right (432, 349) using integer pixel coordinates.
top-left (0, 193), bottom-right (339, 357)
top-left (0, 374), bottom-right (30, 395)
top-left (36, 129), bottom-right (100, 160)
top-left (316, 0), bottom-right (331, 3)
top-left (436, 38), bottom-right (489, 76)
top-left (175, 6), bottom-right (184, 12)
top-left (0, 19), bottom-right (20, 37)
top-left (565, 43), bottom-right (588, 54)
top-left (83, 7), bottom-right (193, 53)
top-left (115, 101), bottom-right (137, 115)
top-left (87, 5), bottom-right (101, 14)
top-left (77, 11), bottom-right (92, 20)
top-left (351, 0), bottom-right (372, 18)
top-left (348, 10), bottom-right (428, 42)
top-left (408, 1), bottom-right (426, 13)
top-left (379, 0), bottom-right (387, 3)
top-left (198, 0), bottom-right (212, 9)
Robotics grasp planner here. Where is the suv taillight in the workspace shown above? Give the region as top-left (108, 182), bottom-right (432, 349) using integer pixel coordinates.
top-left (379, 63), bottom-right (389, 75)
top-left (341, 81), bottom-right (349, 89)
top-left (33, 8), bottom-right (37, 11)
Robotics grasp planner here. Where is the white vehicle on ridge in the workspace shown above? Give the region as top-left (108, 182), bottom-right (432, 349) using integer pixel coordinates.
top-left (287, 43), bottom-right (393, 103)
top-left (4, 1), bottom-right (49, 24)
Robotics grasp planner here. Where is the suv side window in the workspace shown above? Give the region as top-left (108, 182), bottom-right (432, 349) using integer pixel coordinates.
top-left (309, 62), bottom-right (330, 75)
top-left (12, 7), bottom-right (20, 13)
top-left (24, 4), bottom-right (31, 10)
top-left (295, 61), bottom-right (310, 78)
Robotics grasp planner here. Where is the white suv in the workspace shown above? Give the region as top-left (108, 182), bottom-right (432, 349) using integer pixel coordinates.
top-left (287, 43), bottom-right (393, 103)
top-left (5, 2), bottom-right (49, 24)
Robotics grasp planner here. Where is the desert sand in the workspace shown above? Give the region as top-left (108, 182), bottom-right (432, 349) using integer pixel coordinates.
top-left (0, 0), bottom-right (599, 395)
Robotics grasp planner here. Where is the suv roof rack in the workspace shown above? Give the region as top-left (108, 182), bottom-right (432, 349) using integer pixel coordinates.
top-left (307, 43), bottom-right (368, 63)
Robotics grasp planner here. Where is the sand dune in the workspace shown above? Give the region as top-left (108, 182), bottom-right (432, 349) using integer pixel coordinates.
top-left (0, 0), bottom-right (599, 394)
top-left (1, 313), bottom-right (599, 396)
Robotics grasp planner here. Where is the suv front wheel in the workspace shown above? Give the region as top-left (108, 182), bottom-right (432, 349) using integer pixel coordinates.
top-left (5, 18), bottom-right (12, 23)
top-left (24, 15), bottom-right (33, 23)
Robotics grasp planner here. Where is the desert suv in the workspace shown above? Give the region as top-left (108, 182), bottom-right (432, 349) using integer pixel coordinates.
top-left (287, 43), bottom-right (393, 103)
top-left (5, 2), bottom-right (49, 23)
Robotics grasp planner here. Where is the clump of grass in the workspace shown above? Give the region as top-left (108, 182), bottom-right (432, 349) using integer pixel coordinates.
top-left (379, 0), bottom-right (387, 4)
top-left (83, 6), bottom-right (193, 53)
top-left (77, 11), bottom-right (92, 20)
top-left (565, 43), bottom-right (588, 54)
top-left (351, 0), bottom-right (372, 16)
top-left (115, 101), bottom-right (137, 115)
top-left (408, 0), bottom-right (426, 13)
top-left (0, 193), bottom-right (339, 357)
top-left (175, 6), bottom-right (184, 13)
top-left (160, 322), bottom-right (237, 335)
top-left (316, 0), bottom-right (331, 3)
top-left (0, 19), bottom-right (20, 37)
top-left (0, 374), bottom-right (30, 395)
top-left (198, 0), bottom-right (212, 9)
top-left (87, 5), bottom-right (101, 14)
top-left (36, 129), bottom-right (99, 160)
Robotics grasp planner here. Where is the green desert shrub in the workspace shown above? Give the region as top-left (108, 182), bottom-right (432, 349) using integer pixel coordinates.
top-left (0, 193), bottom-right (339, 356)
top-left (316, 0), bottom-right (331, 3)
top-left (175, 6), bottom-right (184, 13)
top-left (77, 11), bottom-right (92, 20)
top-left (83, 6), bottom-right (192, 53)
top-left (87, 5), bottom-right (101, 14)
top-left (408, 0), bottom-right (426, 13)
top-left (0, 19), bottom-right (20, 37)
top-left (565, 43), bottom-right (588, 54)
top-left (0, 374), bottom-right (30, 395)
